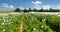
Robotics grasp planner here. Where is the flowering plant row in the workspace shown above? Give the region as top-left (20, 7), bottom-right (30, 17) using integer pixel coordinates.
top-left (0, 13), bottom-right (60, 32)
top-left (0, 14), bottom-right (23, 32)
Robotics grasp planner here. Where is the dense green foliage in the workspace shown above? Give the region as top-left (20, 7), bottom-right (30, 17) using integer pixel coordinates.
top-left (15, 8), bottom-right (21, 12)
top-left (0, 14), bottom-right (23, 32)
top-left (0, 13), bottom-right (60, 32)
top-left (15, 8), bottom-right (60, 12)
top-left (24, 13), bottom-right (60, 32)
top-left (24, 14), bottom-right (54, 32)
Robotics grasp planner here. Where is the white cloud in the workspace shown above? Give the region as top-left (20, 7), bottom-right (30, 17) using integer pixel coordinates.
top-left (2, 3), bottom-right (14, 8)
top-left (31, 1), bottom-right (42, 10)
top-left (42, 5), bottom-right (51, 10)
top-left (10, 5), bottom-right (14, 8)
top-left (31, 1), bottom-right (42, 5)
top-left (19, 7), bottom-right (24, 10)
top-left (3, 3), bottom-right (9, 8)
top-left (3, 3), bottom-right (8, 6)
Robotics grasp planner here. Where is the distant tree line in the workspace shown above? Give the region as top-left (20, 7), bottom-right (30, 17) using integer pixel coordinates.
top-left (15, 8), bottom-right (60, 12)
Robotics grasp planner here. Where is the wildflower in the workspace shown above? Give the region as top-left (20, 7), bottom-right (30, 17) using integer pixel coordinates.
top-left (3, 29), bottom-right (5, 32)
top-left (33, 28), bottom-right (36, 30)
top-left (5, 23), bottom-right (7, 25)
top-left (9, 22), bottom-right (12, 24)
top-left (1, 22), bottom-right (4, 25)
top-left (41, 26), bottom-right (44, 28)
top-left (42, 19), bottom-right (46, 22)
top-left (58, 15), bottom-right (60, 16)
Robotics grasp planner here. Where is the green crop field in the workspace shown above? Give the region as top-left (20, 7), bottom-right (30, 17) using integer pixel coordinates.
top-left (0, 13), bottom-right (60, 32)
top-left (0, 14), bottom-right (23, 32)
top-left (24, 13), bottom-right (60, 32)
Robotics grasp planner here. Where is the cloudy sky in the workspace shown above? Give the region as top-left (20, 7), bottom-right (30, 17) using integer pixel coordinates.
top-left (0, 0), bottom-right (60, 10)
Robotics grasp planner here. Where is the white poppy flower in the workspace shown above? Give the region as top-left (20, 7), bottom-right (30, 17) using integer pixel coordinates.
top-left (33, 28), bottom-right (36, 30)
top-left (3, 29), bottom-right (5, 32)
top-left (41, 26), bottom-right (44, 28)
top-left (9, 22), bottom-right (12, 24)
top-left (42, 19), bottom-right (46, 22)
top-left (5, 23), bottom-right (7, 25)
top-left (1, 22), bottom-right (4, 25)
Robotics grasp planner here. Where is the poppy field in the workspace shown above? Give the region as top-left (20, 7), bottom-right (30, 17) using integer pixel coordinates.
top-left (0, 13), bottom-right (60, 32)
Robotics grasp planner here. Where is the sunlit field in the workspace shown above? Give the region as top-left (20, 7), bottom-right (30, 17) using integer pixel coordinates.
top-left (0, 12), bottom-right (60, 32)
top-left (0, 0), bottom-right (60, 32)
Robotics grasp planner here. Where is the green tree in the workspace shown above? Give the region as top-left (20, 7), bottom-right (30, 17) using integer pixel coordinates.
top-left (28, 8), bottom-right (31, 12)
top-left (15, 8), bottom-right (21, 12)
top-left (40, 9), bottom-right (43, 12)
top-left (33, 8), bottom-right (37, 12)
top-left (24, 9), bottom-right (28, 12)
top-left (49, 8), bottom-right (53, 12)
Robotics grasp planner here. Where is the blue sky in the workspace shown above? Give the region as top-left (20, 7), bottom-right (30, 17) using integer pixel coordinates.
top-left (0, 0), bottom-right (60, 10)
